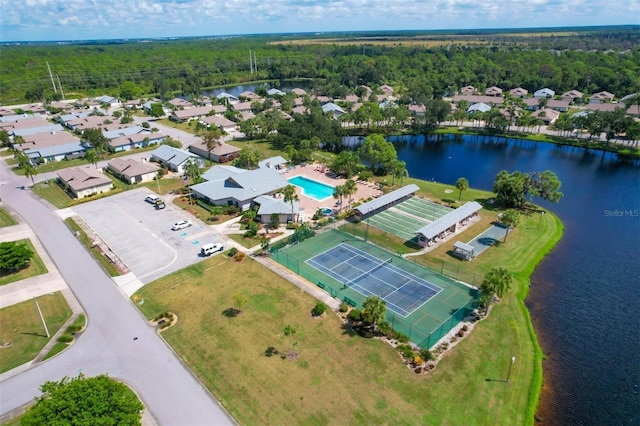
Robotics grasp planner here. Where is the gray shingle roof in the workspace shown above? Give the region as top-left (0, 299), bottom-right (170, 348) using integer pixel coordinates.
top-left (150, 145), bottom-right (201, 168)
top-left (192, 167), bottom-right (288, 204)
top-left (102, 126), bottom-right (145, 140)
top-left (416, 202), bottom-right (482, 239)
top-left (258, 156), bottom-right (287, 169)
top-left (254, 195), bottom-right (299, 215)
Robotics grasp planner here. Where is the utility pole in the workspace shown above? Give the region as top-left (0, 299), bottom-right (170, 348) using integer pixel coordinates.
top-left (34, 297), bottom-right (50, 338)
top-left (56, 75), bottom-right (65, 99)
top-left (253, 51), bottom-right (257, 73)
top-left (47, 62), bottom-right (57, 93)
top-left (249, 49), bottom-right (253, 74)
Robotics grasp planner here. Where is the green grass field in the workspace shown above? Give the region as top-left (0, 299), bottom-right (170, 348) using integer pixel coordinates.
top-left (0, 292), bottom-right (72, 373)
top-left (0, 239), bottom-right (48, 286)
top-left (134, 179), bottom-right (561, 425)
top-left (42, 314), bottom-right (86, 361)
top-left (0, 207), bottom-right (18, 227)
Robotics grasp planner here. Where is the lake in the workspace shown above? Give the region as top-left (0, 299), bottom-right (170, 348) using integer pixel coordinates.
top-left (389, 133), bottom-right (640, 425)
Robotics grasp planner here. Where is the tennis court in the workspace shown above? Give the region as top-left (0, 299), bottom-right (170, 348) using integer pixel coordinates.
top-left (367, 197), bottom-right (454, 243)
top-left (272, 229), bottom-right (479, 349)
top-left (306, 243), bottom-right (442, 317)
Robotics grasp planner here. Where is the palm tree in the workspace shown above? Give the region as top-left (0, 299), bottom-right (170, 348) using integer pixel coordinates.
top-left (183, 158), bottom-right (202, 204)
top-left (455, 177), bottom-right (469, 202)
top-left (85, 150), bottom-right (99, 168)
top-left (203, 128), bottom-right (223, 162)
top-left (343, 179), bottom-right (357, 210)
top-left (500, 210), bottom-right (520, 242)
top-left (281, 185), bottom-right (299, 223)
top-left (332, 185), bottom-right (345, 212)
top-left (22, 162), bottom-right (38, 186)
top-left (481, 267), bottom-right (513, 310)
top-left (362, 296), bottom-right (387, 332)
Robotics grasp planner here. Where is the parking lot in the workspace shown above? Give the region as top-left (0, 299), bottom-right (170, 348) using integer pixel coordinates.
top-left (71, 188), bottom-right (224, 284)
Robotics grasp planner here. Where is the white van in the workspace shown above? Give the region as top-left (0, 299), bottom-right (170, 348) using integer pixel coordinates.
top-left (201, 243), bottom-right (223, 256)
top-left (145, 194), bottom-right (160, 204)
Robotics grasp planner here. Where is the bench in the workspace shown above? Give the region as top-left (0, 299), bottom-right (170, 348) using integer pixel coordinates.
top-left (317, 282), bottom-right (326, 290)
top-left (343, 297), bottom-right (357, 307)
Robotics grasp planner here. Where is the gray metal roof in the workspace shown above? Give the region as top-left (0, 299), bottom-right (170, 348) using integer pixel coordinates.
top-left (102, 126), bottom-right (145, 140)
top-left (150, 145), bottom-right (201, 168)
top-left (191, 168), bottom-right (288, 204)
top-left (12, 124), bottom-right (63, 137)
top-left (201, 165), bottom-right (246, 182)
top-left (416, 201), bottom-right (482, 240)
top-left (454, 241), bottom-right (475, 252)
top-left (259, 156), bottom-right (287, 169)
top-left (24, 141), bottom-right (86, 159)
top-left (355, 184), bottom-right (420, 215)
top-left (254, 195), bottom-right (299, 215)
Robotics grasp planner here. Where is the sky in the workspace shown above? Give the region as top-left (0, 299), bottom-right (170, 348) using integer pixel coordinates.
top-left (0, 0), bottom-right (638, 42)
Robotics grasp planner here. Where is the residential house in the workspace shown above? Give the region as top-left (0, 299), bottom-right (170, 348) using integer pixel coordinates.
top-left (22, 104), bottom-right (48, 115)
top-left (48, 101), bottom-right (76, 111)
top-left (168, 97), bottom-right (194, 110)
top-left (107, 158), bottom-right (159, 184)
top-left (123, 99), bottom-right (144, 109)
top-left (290, 88), bottom-right (307, 96)
top-left (589, 91), bottom-right (615, 104)
top-left (108, 132), bottom-right (165, 153)
top-left (216, 92), bottom-right (239, 105)
top-left (171, 106), bottom-right (214, 122)
top-left (408, 104), bottom-right (426, 116)
top-left (12, 124), bottom-right (64, 138)
top-left (258, 156), bottom-right (288, 170)
top-left (150, 145), bottom-right (205, 175)
top-left (485, 86), bottom-right (503, 97)
top-left (16, 130), bottom-right (87, 164)
top-left (102, 126), bottom-right (147, 140)
top-left (239, 111), bottom-right (256, 121)
top-left (460, 85), bottom-right (478, 96)
top-left (57, 167), bottom-right (113, 199)
top-left (561, 90), bottom-right (584, 103)
top-left (509, 87), bottom-right (528, 98)
top-left (0, 107), bottom-right (17, 116)
top-left (314, 95), bottom-right (332, 105)
top-left (267, 88), bottom-right (285, 97)
top-left (291, 105), bottom-right (309, 115)
top-left (619, 93), bottom-right (639, 105)
top-left (452, 95), bottom-right (504, 107)
top-left (534, 88), bottom-right (555, 99)
top-left (188, 140), bottom-right (240, 163)
top-left (200, 115), bottom-right (236, 132)
top-left (65, 115), bottom-right (113, 132)
top-left (532, 108), bottom-right (560, 125)
top-left (467, 103), bottom-right (491, 113)
top-left (239, 91), bottom-right (261, 101)
top-left (321, 102), bottom-right (345, 119)
top-left (94, 96), bottom-right (120, 108)
top-left (191, 165), bottom-right (288, 211)
top-left (380, 85), bottom-right (395, 96)
top-left (522, 98), bottom-right (569, 112)
top-left (232, 101), bottom-right (253, 113)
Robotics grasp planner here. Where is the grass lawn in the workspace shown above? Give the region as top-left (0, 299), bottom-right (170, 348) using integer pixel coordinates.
top-left (0, 292), bottom-right (72, 373)
top-left (31, 180), bottom-right (74, 209)
top-left (0, 207), bottom-right (18, 227)
top-left (42, 314), bottom-right (86, 361)
top-left (226, 230), bottom-right (283, 249)
top-left (172, 197), bottom-right (237, 224)
top-left (156, 118), bottom-right (195, 133)
top-left (0, 239), bottom-right (48, 286)
top-left (64, 218), bottom-right (120, 277)
top-left (135, 197), bottom-right (559, 425)
top-left (227, 138), bottom-right (283, 161)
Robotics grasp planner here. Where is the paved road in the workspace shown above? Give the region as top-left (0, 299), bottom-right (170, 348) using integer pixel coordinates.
top-left (0, 165), bottom-right (234, 424)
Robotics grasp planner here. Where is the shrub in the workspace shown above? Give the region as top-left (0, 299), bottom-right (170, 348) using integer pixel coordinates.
top-left (228, 247), bottom-right (238, 257)
top-left (396, 344), bottom-right (414, 359)
top-left (413, 355), bottom-right (424, 366)
top-left (396, 333), bottom-right (410, 344)
top-left (312, 302), bottom-right (327, 317)
top-left (462, 324), bottom-right (469, 331)
top-left (57, 334), bottom-right (73, 343)
top-left (243, 229), bottom-right (257, 238)
top-left (225, 205), bottom-right (239, 215)
top-left (458, 329), bottom-right (465, 337)
top-left (420, 348), bottom-right (435, 361)
top-left (339, 302), bottom-right (349, 313)
top-left (348, 309), bottom-right (362, 322)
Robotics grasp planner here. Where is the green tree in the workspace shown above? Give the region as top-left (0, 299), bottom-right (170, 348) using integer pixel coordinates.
top-left (270, 213), bottom-right (280, 230)
top-left (21, 374), bottom-right (144, 426)
top-left (22, 161), bottom-right (38, 185)
top-left (283, 324), bottom-right (298, 357)
top-left (0, 241), bottom-right (34, 272)
top-left (281, 184), bottom-right (299, 223)
top-left (357, 134), bottom-right (397, 174)
top-left (500, 209), bottom-right (520, 242)
top-left (183, 158), bottom-right (203, 187)
top-left (329, 150), bottom-right (360, 178)
top-left (480, 267), bottom-right (513, 309)
top-left (0, 130), bottom-right (10, 147)
top-left (455, 177), bottom-right (469, 202)
top-left (234, 148), bottom-right (262, 170)
top-left (82, 128), bottom-right (109, 158)
top-left (332, 184), bottom-right (345, 212)
top-left (361, 295), bottom-right (387, 332)
top-left (202, 127), bottom-right (223, 161)
top-left (493, 170), bottom-right (563, 208)
top-left (85, 149), bottom-right (99, 169)
top-left (149, 103), bottom-right (165, 118)
top-left (233, 294), bottom-right (247, 314)
top-left (343, 179), bottom-right (358, 210)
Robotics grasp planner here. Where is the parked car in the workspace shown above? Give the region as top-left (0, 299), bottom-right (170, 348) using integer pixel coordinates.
top-left (200, 243), bottom-right (223, 256)
top-left (145, 194), bottom-right (161, 204)
top-left (155, 200), bottom-right (166, 210)
top-left (171, 220), bottom-right (192, 231)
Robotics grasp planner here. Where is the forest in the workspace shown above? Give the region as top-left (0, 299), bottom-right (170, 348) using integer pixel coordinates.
top-left (1, 26), bottom-right (639, 105)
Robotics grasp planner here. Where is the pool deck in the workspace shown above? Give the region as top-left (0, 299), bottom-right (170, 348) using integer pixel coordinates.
top-left (281, 163), bottom-right (383, 219)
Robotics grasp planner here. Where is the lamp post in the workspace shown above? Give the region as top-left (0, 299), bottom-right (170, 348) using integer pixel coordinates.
top-left (365, 208), bottom-right (372, 241)
top-left (506, 356), bottom-right (516, 383)
top-left (538, 211), bottom-right (545, 228)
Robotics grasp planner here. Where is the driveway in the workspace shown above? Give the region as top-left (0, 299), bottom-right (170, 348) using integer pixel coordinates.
top-left (70, 188), bottom-right (224, 284)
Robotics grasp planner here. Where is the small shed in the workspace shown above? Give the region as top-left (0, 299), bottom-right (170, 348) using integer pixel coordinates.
top-left (452, 241), bottom-right (475, 261)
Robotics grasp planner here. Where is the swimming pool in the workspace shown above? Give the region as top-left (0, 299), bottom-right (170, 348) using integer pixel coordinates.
top-left (288, 176), bottom-right (334, 201)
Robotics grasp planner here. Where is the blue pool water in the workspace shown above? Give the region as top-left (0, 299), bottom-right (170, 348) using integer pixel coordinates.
top-left (288, 176), bottom-right (334, 201)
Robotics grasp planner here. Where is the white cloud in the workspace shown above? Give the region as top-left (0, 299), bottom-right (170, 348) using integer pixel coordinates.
top-left (0, 0), bottom-right (638, 41)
